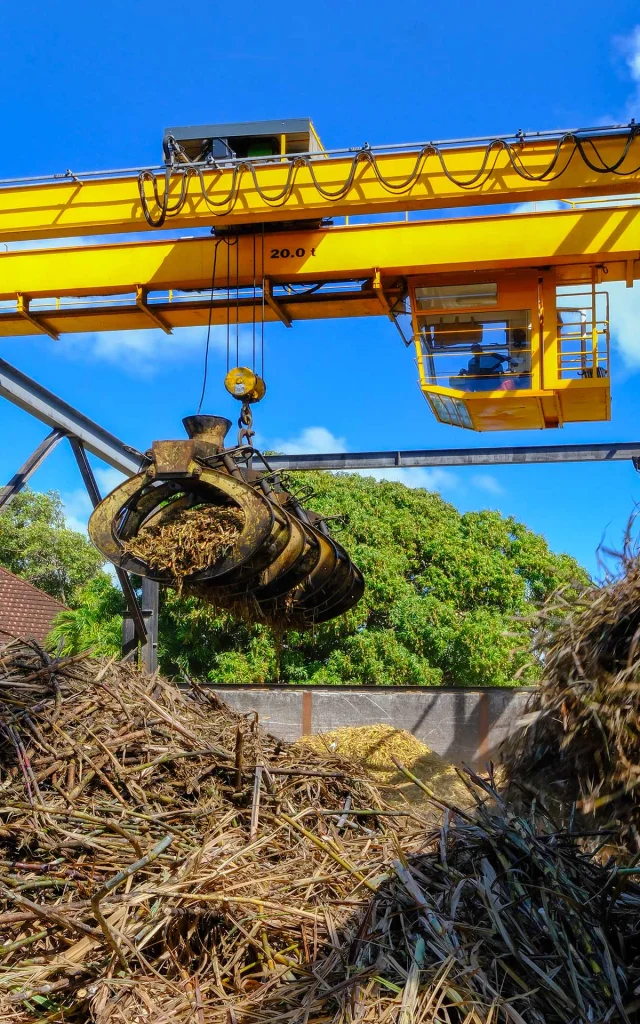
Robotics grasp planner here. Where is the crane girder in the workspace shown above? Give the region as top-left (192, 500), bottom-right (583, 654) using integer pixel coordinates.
top-left (1, 132), bottom-right (640, 243)
top-left (1, 204), bottom-right (639, 338)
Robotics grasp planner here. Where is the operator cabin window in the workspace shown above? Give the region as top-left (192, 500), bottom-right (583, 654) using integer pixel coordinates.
top-left (418, 308), bottom-right (532, 392)
top-left (415, 282), bottom-right (498, 311)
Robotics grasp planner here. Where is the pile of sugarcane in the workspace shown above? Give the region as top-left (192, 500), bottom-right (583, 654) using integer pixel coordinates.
top-left (2, 640), bottom-right (640, 1022)
top-left (0, 640), bottom-right (424, 1022)
top-left (255, 774), bottom-right (640, 1022)
top-left (502, 541), bottom-right (640, 853)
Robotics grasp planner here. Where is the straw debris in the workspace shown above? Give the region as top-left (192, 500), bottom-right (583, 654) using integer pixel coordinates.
top-left (123, 503), bottom-right (244, 585)
top-left (0, 640), bottom-right (423, 1023)
top-left (502, 542), bottom-right (640, 853)
top-left (2, 641), bottom-right (640, 1021)
top-left (295, 724), bottom-right (471, 808)
top-left (255, 769), bottom-right (640, 1022)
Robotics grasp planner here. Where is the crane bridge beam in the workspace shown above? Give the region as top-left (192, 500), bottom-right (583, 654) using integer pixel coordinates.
top-left (1, 204), bottom-right (639, 338)
top-left (0, 131), bottom-right (639, 242)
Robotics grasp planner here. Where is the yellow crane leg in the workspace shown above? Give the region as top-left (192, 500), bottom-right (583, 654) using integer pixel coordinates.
top-left (0, 133), bottom-right (639, 242)
top-left (0, 205), bottom-right (639, 305)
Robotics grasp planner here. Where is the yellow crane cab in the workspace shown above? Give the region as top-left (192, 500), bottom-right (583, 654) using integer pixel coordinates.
top-left (410, 270), bottom-right (610, 431)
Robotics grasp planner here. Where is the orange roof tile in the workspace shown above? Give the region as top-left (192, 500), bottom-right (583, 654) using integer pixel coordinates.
top-left (0, 565), bottom-right (67, 645)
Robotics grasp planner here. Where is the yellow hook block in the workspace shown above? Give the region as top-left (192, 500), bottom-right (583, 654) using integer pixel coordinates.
top-left (224, 366), bottom-right (266, 404)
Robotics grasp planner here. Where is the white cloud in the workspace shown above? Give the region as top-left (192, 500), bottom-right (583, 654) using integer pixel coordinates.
top-left (616, 25), bottom-right (640, 118)
top-left (470, 473), bottom-right (504, 496)
top-left (271, 426), bottom-right (457, 492)
top-left (62, 488), bottom-right (93, 534)
top-left (628, 28), bottom-right (640, 80)
top-left (357, 466), bottom-right (458, 493)
top-left (272, 426), bottom-right (347, 455)
top-left (511, 199), bottom-right (565, 215)
top-left (58, 325), bottom-right (225, 376)
top-left (608, 280), bottom-right (640, 368)
top-left (95, 467), bottom-right (127, 494)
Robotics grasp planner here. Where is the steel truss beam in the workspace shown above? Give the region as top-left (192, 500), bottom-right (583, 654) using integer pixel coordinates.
top-left (0, 362), bottom-right (156, 669)
top-left (2, 357), bottom-right (640, 476)
top-left (0, 132), bottom-right (638, 242)
top-left (0, 358), bottom-right (145, 474)
top-left (0, 428), bottom-right (67, 508)
top-left (68, 436), bottom-right (155, 672)
top-left (3, 357), bottom-right (640, 475)
top-left (262, 440), bottom-right (640, 472)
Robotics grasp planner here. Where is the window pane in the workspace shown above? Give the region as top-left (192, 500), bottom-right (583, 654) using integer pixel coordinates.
top-left (415, 283), bottom-right (498, 311)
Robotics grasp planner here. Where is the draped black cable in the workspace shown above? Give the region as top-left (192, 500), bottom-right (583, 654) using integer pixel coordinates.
top-left (138, 128), bottom-right (640, 225)
top-left (196, 237), bottom-right (223, 414)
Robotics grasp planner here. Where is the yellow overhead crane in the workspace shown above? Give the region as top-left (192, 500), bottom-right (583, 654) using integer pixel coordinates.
top-left (2, 117), bottom-right (640, 431)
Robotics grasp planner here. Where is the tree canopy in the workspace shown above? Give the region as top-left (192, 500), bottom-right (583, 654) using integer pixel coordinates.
top-left (0, 489), bottom-right (104, 604)
top-left (41, 472), bottom-right (589, 687)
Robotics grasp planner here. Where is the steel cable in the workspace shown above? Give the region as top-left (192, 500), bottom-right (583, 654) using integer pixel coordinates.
top-left (196, 236), bottom-right (223, 414)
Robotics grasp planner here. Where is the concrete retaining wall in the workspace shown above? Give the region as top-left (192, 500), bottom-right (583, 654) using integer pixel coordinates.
top-left (209, 686), bottom-right (533, 766)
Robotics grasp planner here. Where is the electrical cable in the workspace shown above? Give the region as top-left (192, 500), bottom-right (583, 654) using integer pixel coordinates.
top-left (137, 128), bottom-right (640, 226)
top-left (196, 236), bottom-right (223, 414)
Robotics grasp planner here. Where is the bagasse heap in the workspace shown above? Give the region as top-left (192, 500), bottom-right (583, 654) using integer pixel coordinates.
top-left (295, 723), bottom-right (471, 808)
top-left (123, 504), bottom-right (245, 587)
top-left (0, 640), bottom-right (413, 1023)
top-left (503, 545), bottom-right (640, 850)
top-left (2, 642), bottom-right (640, 1022)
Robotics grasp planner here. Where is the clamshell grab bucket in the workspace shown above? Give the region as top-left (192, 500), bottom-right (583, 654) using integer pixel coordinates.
top-left (88, 415), bottom-right (363, 628)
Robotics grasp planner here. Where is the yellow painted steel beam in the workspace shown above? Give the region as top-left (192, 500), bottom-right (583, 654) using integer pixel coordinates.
top-left (0, 291), bottom-right (386, 338)
top-left (1, 133), bottom-right (639, 242)
top-left (1, 204), bottom-right (640, 303)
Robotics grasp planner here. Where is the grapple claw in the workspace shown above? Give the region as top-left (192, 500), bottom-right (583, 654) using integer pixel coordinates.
top-left (88, 415), bottom-right (363, 628)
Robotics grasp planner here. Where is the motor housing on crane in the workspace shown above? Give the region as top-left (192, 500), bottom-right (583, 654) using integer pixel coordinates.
top-left (162, 118), bottom-right (324, 164)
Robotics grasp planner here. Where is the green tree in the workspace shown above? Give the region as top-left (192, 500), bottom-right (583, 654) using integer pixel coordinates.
top-left (48, 472), bottom-right (588, 687)
top-left (0, 488), bottom-right (104, 603)
top-left (49, 572), bottom-right (125, 656)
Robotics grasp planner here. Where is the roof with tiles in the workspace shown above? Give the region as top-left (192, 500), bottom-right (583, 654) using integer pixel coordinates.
top-left (0, 565), bottom-right (67, 645)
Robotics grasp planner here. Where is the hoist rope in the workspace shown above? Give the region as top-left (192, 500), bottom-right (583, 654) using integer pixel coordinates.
top-left (261, 226), bottom-right (265, 380)
top-left (137, 128), bottom-right (640, 228)
top-left (252, 232), bottom-right (256, 373)
top-left (235, 234), bottom-right (240, 368)
top-left (196, 236), bottom-right (223, 415)
top-left (195, 232), bottom-right (266, 413)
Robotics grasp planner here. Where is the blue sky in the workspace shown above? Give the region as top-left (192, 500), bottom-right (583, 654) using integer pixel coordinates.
top-left (2, 0), bottom-right (640, 576)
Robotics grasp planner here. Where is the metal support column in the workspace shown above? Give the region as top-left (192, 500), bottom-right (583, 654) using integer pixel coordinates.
top-left (68, 437), bottom-right (157, 671)
top-left (122, 582), bottom-right (159, 672)
top-left (141, 578), bottom-right (159, 673)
